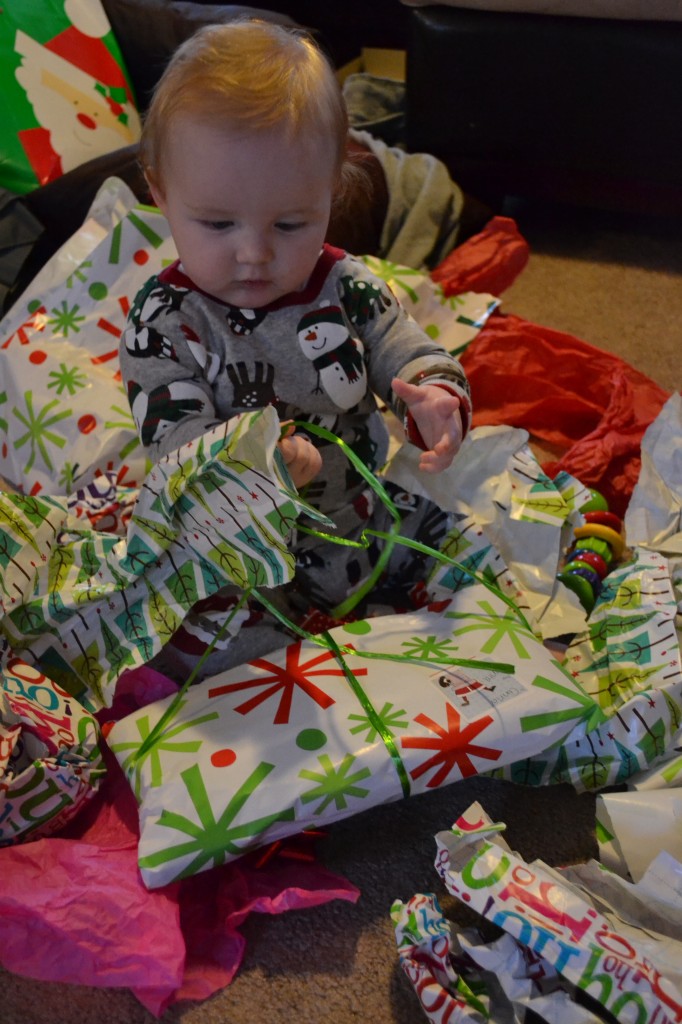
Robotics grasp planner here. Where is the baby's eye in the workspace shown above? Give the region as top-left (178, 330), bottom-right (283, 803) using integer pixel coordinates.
top-left (201, 220), bottom-right (233, 232)
top-left (276, 221), bottom-right (305, 233)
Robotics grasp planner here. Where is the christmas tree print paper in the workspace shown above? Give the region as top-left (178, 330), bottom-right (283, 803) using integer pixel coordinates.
top-left (0, 0), bottom-right (141, 194)
top-left (107, 592), bottom-right (599, 889)
top-left (498, 545), bottom-right (682, 792)
top-left (0, 406), bottom-right (316, 711)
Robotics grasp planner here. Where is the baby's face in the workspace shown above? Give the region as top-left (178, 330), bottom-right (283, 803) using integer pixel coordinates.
top-left (150, 117), bottom-right (336, 309)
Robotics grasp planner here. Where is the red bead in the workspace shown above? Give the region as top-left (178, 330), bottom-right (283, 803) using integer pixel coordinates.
top-left (568, 548), bottom-right (609, 578)
top-left (583, 510), bottom-right (622, 532)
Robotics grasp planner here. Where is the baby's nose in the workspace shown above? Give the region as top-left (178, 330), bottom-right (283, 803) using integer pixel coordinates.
top-left (237, 231), bottom-right (272, 264)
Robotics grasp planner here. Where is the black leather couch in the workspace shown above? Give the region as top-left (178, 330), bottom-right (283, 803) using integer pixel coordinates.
top-left (403, 5), bottom-right (682, 215)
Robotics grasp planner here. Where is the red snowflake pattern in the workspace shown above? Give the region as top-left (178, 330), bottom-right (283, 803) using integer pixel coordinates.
top-left (208, 642), bottom-right (367, 724)
top-left (403, 703), bottom-right (502, 787)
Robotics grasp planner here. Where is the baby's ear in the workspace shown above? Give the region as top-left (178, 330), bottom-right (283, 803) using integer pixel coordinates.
top-left (145, 168), bottom-right (166, 211)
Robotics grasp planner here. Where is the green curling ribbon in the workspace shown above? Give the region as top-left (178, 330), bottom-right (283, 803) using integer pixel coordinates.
top-left (292, 420), bottom-right (402, 618)
top-left (322, 627), bottom-right (412, 799)
top-left (255, 588), bottom-right (514, 676)
top-left (291, 421), bottom-right (533, 631)
top-left (255, 588), bottom-right (514, 801)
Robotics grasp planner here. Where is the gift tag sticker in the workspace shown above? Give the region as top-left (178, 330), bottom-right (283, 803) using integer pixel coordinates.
top-left (430, 667), bottom-right (523, 713)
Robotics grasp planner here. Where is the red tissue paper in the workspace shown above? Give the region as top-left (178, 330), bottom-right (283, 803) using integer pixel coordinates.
top-left (432, 217), bottom-right (671, 518)
top-left (432, 215), bottom-right (530, 296)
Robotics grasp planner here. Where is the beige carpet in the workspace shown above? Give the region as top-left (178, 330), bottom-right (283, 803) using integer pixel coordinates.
top-left (2, 200), bottom-right (680, 1024)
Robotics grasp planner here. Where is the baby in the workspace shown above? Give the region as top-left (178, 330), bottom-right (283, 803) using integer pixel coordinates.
top-left (120, 19), bottom-right (472, 679)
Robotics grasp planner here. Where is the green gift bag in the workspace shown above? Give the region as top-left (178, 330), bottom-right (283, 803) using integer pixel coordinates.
top-left (0, 0), bottom-right (141, 195)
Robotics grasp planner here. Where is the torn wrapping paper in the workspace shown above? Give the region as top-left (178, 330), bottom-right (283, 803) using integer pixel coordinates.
top-left (361, 254), bottom-right (499, 357)
top-left (389, 423), bottom-right (594, 638)
top-left (0, 638), bottom-right (104, 843)
top-left (0, 180), bottom-right (174, 495)
top-left (393, 803), bottom-right (682, 1024)
top-left (0, 407), bottom-right (315, 710)
top-left (496, 543), bottom-right (682, 790)
top-left (625, 391), bottom-right (682, 589)
top-left (106, 592), bottom-right (602, 889)
top-left (592, 392), bottom-right (682, 883)
top-left (597, 790), bottom-right (682, 883)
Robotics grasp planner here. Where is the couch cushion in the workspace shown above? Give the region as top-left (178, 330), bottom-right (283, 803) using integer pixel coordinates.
top-left (400, 0), bottom-right (682, 21)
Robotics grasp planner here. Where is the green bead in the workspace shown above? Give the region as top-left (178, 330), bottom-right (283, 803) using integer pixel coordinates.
top-left (580, 488), bottom-right (608, 513)
top-left (572, 537), bottom-right (613, 562)
top-left (557, 570), bottom-right (595, 612)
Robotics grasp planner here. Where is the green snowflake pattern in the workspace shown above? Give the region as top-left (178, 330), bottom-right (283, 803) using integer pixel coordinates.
top-left (361, 257), bottom-right (424, 303)
top-left (58, 461), bottom-right (80, 492)
top-left (137, 761), bottom-right (297, 881)
top-left (47, 362), bottom-right (87, 395)
top-left (446, 599), bottom-right (536, 659)
top-left (400, 634), bottom-right (460, 661)
top-left (434, 288), bottom-right (467, 311)
top-left (48, 301), bottom-right (86, 336)
top-left (348, 700), bottom-right (409, 743)
top-left (299, 752), bottom-right (371, 814)
top-left (105, 402), bottom-right (142, 460)
top-left (13, 392), bottom-right (71, 473)
top-left (109, 700), bottom-right (220, 798)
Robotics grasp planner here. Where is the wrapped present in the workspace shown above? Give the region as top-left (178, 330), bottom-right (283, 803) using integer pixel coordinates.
top-left (0, 639), bottom-right (104, 843)
top-left (107, 590), bottom-right (602, 889)
top-left (0, 0), bottom-right (141, 194)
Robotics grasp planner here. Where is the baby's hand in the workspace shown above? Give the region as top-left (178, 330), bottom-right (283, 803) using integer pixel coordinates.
top-left (392, 377), bottom-right (464, 473)
top-left (278, 424), bottom-right (322, 488)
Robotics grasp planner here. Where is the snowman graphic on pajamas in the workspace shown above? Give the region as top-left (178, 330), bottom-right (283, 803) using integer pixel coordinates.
top-left (296, 303), bottom-right (367, 410)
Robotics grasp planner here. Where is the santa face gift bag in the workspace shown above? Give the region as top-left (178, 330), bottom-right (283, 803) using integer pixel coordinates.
top-left (0, 0), bottom-right (141, 195)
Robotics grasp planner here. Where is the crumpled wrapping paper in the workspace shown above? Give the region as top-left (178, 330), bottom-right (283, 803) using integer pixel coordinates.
top-left (102, 407), bottom-right (682, 889)
top-left (387, 423), bottom-right (593, 639)
top-left (0, 406), bottom-right (315, 711)
top-left (594, 392), bottom-right (682, 882)
top-left (0, 638), bottom-right (104, 843)
top-left (0, 187), bottom-right (677, 1012)
top-left (393, 802), bottom-right (682, 1024)
top-left (0, 179), bottom-right (169, 495)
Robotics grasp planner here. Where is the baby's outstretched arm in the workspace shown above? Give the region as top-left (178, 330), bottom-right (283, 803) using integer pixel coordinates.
top-left (278, 424), bottom-right (322, 488)
top-left (391, 377), bottom-right (464, 473)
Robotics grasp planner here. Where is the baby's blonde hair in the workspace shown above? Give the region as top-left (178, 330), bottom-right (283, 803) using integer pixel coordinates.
top-left (141, 20), bottom-right (350, 190)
